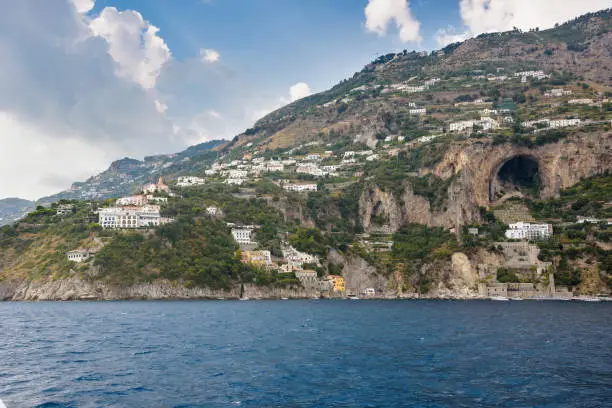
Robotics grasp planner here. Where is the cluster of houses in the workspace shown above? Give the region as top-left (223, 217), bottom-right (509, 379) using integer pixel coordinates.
top-left (97, 178), bottom-right (174, 229)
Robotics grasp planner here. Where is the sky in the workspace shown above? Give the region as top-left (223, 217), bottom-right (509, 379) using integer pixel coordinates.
top-left (0, 0), bottom-right (609, 200)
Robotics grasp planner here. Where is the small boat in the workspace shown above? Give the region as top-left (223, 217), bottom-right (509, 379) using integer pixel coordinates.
top-left (581, 297), bottom-right (601, 302)
top-left (239, 297), bottom-right (250, 301)
top-left (281, 297), bottom-right (289, 300)
top-left (491, 296), bottom-right (509, 301)
top-left (347, 295), bottom-right (359, 300)
top-left (510, 297), bottom-right (523, 301)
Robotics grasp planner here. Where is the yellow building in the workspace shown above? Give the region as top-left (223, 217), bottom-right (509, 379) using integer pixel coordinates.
top-left (327, 275), bottom-right (345, 292)
top-left (240, 250), bottom-right (272, 268)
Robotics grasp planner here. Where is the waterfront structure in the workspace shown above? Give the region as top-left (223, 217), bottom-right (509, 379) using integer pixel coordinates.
top-left (326, 275), bottom-right (346, 293)
top-left (295, 270), bottom-right (318, 286)
top-left (505, 222), bottom-right (552, 240)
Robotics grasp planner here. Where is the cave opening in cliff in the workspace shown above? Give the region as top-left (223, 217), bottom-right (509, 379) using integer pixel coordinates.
top-left (490, 155), bottom-right (541, 202)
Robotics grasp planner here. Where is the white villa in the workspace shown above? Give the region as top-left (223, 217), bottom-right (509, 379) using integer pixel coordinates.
top-left (116, 195), bottom-right (147, 206)
top-left (409, 108), bottom-right (427, 115)
top-left (505, 222), bottom-right (552, 241)
top-left (266, 161), bottom-right (284, 172)
top-left (66, 249), bottom-right (90, 263)
top-left (98, 205), bottom-right (163, 229)
top-left (231, 228), bottom-right (255, 245)
top-left (282, 182), bottom-right (318, 192)
top-left (177, 176), bottom-right (205, 187)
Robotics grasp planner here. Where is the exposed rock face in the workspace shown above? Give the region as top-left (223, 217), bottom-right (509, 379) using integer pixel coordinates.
top-left (0, 279), bottom-right (316, 301)
top-left (359, 186), bottom-right (403, 232)
top-left (359, 133), bottom-right (612, 232)
top-left (341, 255), bottom-right (390, 296)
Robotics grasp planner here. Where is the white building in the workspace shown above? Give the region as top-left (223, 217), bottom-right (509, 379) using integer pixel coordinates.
top-left (366, 154), bottom-right (380, 161)
top-left (266, 161), bottom-right (284, 172)
top-left (206, 206), bottom-right (220, 216)
top-left (549, 118), bottom-right (581, 129)
top-left (228, 170), bottom-right (248, 179)
top-left (282, 159), bottom-right (297, 166)
top-left (416, 135), bottom-right (440, 143)
top-left (98, 205), bottom-right (162, 229)
top-left (56, 204), bottom-right (74, 216)
top-left (305, 154), bottom-right (322, 161)
top-left (177, 176), bottom-right (205, 187)
top-left (225, 178), bottom-right (245, 185)
top-left (232, 228), bottom-right (254, 245)
top-left (282, 246), bottom-right (319, 266)
top-left (66, 249), bottom-right (90, 263)
top-left (204, 169), bottom-right (218, 176)
top-left (409, 108), bottom-right (427, 115)
top-left (296, 163), bottom-right (325, 177)
top-left (505, 222), bottom-right (552, 240)
top-left (116, 195), bottom-right (147, 206)
top-left (449, 120), bottom-right (475, 132)
top-left (146, 195), bottom-right (168, 203)
top-left (282, 183), bottom-right (318, 192)
top-left (343, 151), bottom-right (355, 158)
top-left (568, 99), bottom-right (593, 105)
top-left (545, 88), bottom-right (572, 97)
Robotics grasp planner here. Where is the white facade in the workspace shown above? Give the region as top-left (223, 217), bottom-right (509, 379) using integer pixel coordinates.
top-left (232, 228), bottom-right (254, 245)
top-left (225, 178), bottom-right (245, 185)
top-left (228, 170), bottom-right (247, 179)
top-left (296, 163), bottom-right (325, 177)
top-left (116, 195), bottom-right (147, 206)
top-left (67, 249), bottom-right (89, 263)
top-left (282, 246), bottom-right (318, 266)
top-left (266, 161), bottom-right (284, 172)
top-left (505, 222), bottom-right (552, 240)
top-left (409, 108), bottom-right (427, 115)
top-left (206, 206), bottom-right (220, 216)
top-left (177, 176), bottom-right (205, 187)
top-left (305, 154), bottom-right (321, 161)
top-left (449, 120), bottom-right (475, 132)
top-left (282, 183), bottom-right (318, 192)
top-left (98, 205), bottom-right (162, 229)
top-left (549, 118), bottom-right (581, 129)
top-left (568, 99), bottom-right (593, 105)
top-left (416, 135), bottom-right (439, 143)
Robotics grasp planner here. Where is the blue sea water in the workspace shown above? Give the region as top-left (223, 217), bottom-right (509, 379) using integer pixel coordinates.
top-left (0, 300), bottom-right (611, 408)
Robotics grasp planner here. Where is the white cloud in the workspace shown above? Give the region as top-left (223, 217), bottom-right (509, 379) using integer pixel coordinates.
top-left (71, 0), bottom-right (94, 14)
top-left (289, 82), bottom-right (311, 102)
top-left (89, 7), bottom-right (171, 89)
top-left (435, 26), bottom-right (470, 47)
top-left (364, 0), bottom-right (421, 43)
top-left (200, 48), bottom-right (220, 63)
top-left (0, 112), bottom-right (118, 200)
top-left (154, 99), bottom-right (168, 113)
top-left (438, 0), bottom-right (611, 46)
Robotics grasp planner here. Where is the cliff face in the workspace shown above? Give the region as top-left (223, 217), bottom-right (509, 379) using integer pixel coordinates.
top-left (359, 133), bottom-right (612, 231)
top-left (0, 279), bottom-right (317, 301)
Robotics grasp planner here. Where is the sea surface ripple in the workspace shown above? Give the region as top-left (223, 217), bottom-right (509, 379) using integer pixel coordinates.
top-left (0, 300), bottom-right (610, 407)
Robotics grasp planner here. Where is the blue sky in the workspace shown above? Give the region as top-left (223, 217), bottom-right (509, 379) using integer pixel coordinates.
top-left (90, 0), bottom-right (460, 92)
top-left (0, 0), bottom-right (608, 199)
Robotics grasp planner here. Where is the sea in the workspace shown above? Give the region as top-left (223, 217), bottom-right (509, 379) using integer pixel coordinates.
top-left (0, 300), bottom-right (610, 408)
